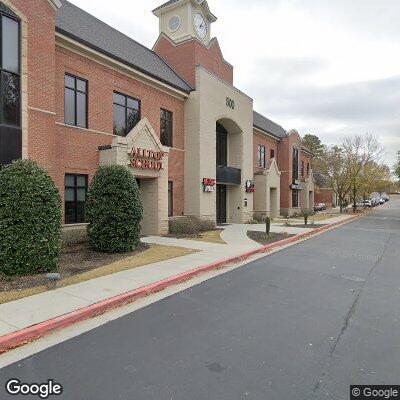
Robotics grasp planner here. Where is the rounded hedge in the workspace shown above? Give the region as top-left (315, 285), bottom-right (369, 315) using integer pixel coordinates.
top-left (0, 160), bottom-right (62, 276)
top-left (86, 165), bottom-right (143, 253)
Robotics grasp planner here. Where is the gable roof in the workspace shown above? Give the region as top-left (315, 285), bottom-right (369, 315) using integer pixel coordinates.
top-left (56, 0), bottom-right (193, 94)
top-left (253, 111), bottom-right (287, 140)
top-left (153, 0), bottom-right (180, 12)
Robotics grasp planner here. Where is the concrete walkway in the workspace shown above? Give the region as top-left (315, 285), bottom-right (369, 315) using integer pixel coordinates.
top-left (0, 213), bottom-right (354, 338)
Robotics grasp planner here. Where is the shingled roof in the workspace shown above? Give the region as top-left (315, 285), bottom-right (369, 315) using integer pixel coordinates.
top-left (153, 0), bottom-right (180, 13)
top-left (253, 111), bottom-right (287, 139)
top-left (56, 0), bottom-right (193, 94)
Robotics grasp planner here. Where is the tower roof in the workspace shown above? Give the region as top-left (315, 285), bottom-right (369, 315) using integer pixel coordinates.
top-left (153, 0), bottom-right (217, 22)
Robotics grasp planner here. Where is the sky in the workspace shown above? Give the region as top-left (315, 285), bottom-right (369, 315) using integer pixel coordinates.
top-left (67, 0), bottom-right (400, 167)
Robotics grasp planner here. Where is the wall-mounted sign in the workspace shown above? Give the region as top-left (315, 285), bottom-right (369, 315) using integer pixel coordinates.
top-left (245, 180), bottom-right (255, 193)
top-left (203, 178), bottom-right (216, 192)
top-left (290, 184), bottom-right (301, 190)
top-left (226, 97), bottom-right (235, 110)
top-left (130, 147), bottom-right (164, 171)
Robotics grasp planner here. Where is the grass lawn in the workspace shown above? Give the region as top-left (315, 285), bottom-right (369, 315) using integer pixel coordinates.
top-left (188, 230), bottom-right (226, 244)
top-left (167, 230), bottom-right (226, 245)
top-left (310, 214), bottom-right (335, 222)
top-left (0, 244), bottom-right (197, 305)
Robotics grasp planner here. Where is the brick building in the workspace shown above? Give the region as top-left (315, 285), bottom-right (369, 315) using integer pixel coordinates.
top-left (0, 0), bottom-right (314, 235)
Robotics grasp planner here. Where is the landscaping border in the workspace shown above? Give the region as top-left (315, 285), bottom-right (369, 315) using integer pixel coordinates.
top-left (0, 213), bottom-right (364, 354)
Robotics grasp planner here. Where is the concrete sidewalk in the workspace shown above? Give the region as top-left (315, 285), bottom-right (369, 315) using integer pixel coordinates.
top-left (0, 214), bottom-right (355, 339)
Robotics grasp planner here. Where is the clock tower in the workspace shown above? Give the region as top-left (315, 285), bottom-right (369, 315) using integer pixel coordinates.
top-left (152, 0), bottom-right (217, 45)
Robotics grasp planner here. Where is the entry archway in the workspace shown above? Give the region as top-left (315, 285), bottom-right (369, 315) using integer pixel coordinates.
top-left (215, 118), bottom-right (244, 224)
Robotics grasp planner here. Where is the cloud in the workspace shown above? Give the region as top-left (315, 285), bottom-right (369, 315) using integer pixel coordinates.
top-left (249, 72), bottom-right (400, 166)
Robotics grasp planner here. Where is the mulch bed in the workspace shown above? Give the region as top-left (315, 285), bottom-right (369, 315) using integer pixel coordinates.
top-left (247, 231), bottom-right (296, 246)
top-left (0, 243), bottom-right (149, 292)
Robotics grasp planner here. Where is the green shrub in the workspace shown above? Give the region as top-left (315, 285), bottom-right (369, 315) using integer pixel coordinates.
top-left (169, 217), bottom-right (199, 235)
top-left (265, 217), bottom-right (271, 235)
top-left (198, 219), bottom-right (216, 232)
top-left (0, 160), bottom-right (61, 276)
top-left (169, 217), bottom-right (216, 235)
top-left (86, 165), bottom-right (143, 253)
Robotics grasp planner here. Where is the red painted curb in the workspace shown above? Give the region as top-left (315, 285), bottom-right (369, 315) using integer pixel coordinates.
top-left (0, 213), bottom-right (363, 354)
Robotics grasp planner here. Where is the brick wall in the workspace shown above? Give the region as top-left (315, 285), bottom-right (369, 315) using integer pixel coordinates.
top-left (53, 45), bottom-right (186, 219)
top-left (8, 0), bottom-right (58, 175)
top-left (253, 130), bottom-right (279, 174)
top-left (278, 130), bottom-right (302, 211)
top-left (300, 152), bottom-right (312, 181)
top-left (154, 35), bottom-right (233, 88)
top-left (315, 188), bottom-right (334, 207)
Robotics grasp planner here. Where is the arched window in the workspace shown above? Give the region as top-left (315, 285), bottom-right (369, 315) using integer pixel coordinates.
top-left (0, 3), bottom-right (21, 166)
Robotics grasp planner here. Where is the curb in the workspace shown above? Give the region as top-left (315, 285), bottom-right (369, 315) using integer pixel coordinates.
top-left (0, 213), bottom-right (363, 354)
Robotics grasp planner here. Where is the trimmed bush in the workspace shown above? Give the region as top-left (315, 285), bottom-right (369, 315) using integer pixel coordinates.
top-left (0, 160), bottom-right (62, 276)
top-left (86, 165), bottom-right (143, 253)
top-left (169, 217), bottom-right (198, 235)
top-left (197, 219), bottom-right (216, 232)
top-left (169, 217), bottom-right (216, 235)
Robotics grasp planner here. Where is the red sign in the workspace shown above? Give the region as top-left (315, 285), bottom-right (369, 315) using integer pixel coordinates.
top-left (130, 147), bottom-right (164, 171)
top-left (203, 178), bottom-right (216, 186)
top-left (245, 180), bottom-right (255, 193)
top-left (202, 178), bottom-right (216, 193)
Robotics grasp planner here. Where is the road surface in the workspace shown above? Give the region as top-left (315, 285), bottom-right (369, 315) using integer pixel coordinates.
top-left (1, 197), bottom-right (399, 399)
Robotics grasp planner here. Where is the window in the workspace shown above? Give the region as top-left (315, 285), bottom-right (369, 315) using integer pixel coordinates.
top-left (0, 9), bottom-right (21, 166)
top-left (113, 92), bottom-right (140, 136)
top-left (292, 189), bottom-right (299, 208)
top-left (64, 74), bottom-right (88, 128)
top-left (160, 109), bottom-right (173, 147)
top-left (257, 145), bottom-right (266, 168)
top-left (270, 149), bottom-right (275, 159)
top-left (301, 160), bottom-right (305, 177)
top-left (168, 181), bottom-right (173, 217)
top-left (307, 162), bottom-right (310, 175)
top-left (292, 147), bottom-right (299, 182)
top-left (65, 174), bottom-right (88, 224)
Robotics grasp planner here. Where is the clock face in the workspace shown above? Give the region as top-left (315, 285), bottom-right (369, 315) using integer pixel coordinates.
top-left (194, 13), bottom-right (207, 39)
top-left (169, 16), bottom-right (181, 32)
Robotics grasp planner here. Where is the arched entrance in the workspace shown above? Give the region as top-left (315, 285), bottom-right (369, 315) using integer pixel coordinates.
top-left (215, 118), bottom-right (243, 224)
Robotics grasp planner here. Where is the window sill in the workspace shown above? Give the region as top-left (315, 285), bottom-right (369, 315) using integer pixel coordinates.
top-left (62, 223), bottom-right (89, 228)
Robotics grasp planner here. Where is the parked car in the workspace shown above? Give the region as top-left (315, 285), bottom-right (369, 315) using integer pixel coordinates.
top-left (378, 197), bottom-right (386, 205)
top-left (314, 203), bottom-right (327, 212)
top-left (381, 193), bottom-right (390, 202)
top-left (357, 200), bottom-right (372, 208)
top-left (371, 197), bottom-right (381, 207)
